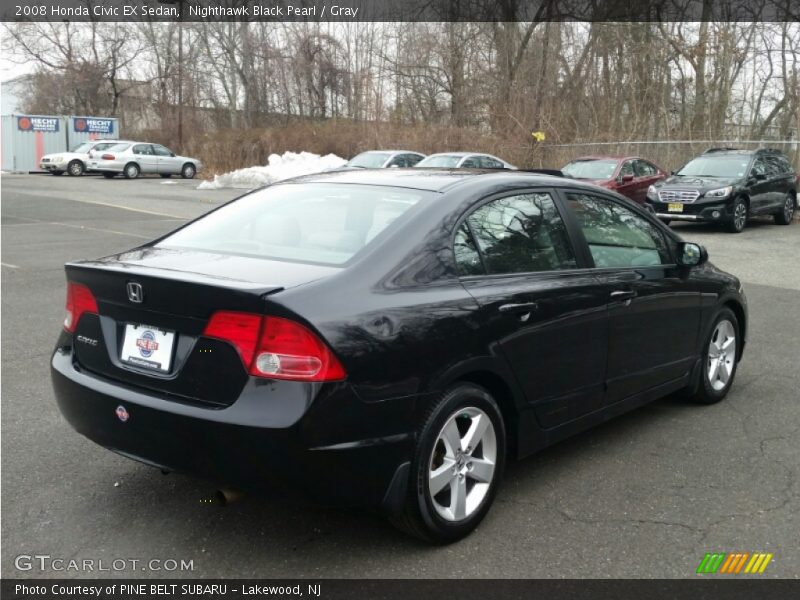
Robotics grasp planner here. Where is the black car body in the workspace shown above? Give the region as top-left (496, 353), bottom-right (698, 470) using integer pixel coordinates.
top-left (646, 148), bottom-right (797, 232)
top-left (52, 169), bottom-right (748, 542)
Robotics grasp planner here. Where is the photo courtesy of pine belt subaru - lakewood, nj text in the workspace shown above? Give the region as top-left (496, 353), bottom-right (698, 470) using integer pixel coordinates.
top-left (51, 169), bottom-right (747, 543)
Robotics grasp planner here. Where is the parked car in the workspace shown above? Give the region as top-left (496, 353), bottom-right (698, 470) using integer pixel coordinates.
top-left (561, 156), bottom-right (667, 204)
top-left (415, 152), bottom-right (517, 169)
top-left (344, 150), bottom-right (426, 168)
top-left (52, 169), bottom-right (746, 543)
top-left (89, 142), bottom-right (202, 179)
top-left (646, 148), bottom-right (797, 233)
top-left (39, 140), bottom-right (129, 177)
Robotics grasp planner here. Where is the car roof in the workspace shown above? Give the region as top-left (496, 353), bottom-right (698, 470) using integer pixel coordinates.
top-left (355, 150), bottom-right (423, 155)
top-left (568, 155), bottom-right (643, 162)
top-left (425, 152), bottom-right (495, 158)
top-left (281, 168), bottom-right (570, 193)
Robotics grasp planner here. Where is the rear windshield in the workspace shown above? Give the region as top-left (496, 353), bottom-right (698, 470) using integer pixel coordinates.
top-left (677, 155), bottom-right (751, 178)
top-left (417, 155), bottom-right (462, 168)
top-left (347, 152), bottom-right (391, 168)
top-left (158, 183), bottom-right (430, 266)
top-left (562, 159), bottom-right (618, 180)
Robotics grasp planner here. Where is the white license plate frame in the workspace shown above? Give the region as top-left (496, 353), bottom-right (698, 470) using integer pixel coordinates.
top-left (120, 323), bottom-right (175, 373)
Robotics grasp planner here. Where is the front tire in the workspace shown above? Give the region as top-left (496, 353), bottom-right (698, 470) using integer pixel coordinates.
top-left (688, 308), bottom-right (740, 404)
top-left (725, 198), bottom-right (748, 233)
top-left (774, 193), bottom-right (796, 225)
top-left (67, 160), bottom-right (84, 177)
top-left (123, 163), bottom-right (140, 179)
top-left (51, 171), bottom-right (64, 176)
top-left (181, 163), bottom-right (196, 179)
top-left (390, 383), bottom-right (506, 543)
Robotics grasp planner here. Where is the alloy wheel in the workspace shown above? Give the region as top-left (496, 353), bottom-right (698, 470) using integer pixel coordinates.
top-left (707, 319), bottom-right (736, 391)
top-left (183, 165), bottom-right (195, 178)
top-left (69, 161), bottom-right (83, 176)
top-left (428, 406), bottom-right (497, 522)
top-left (784, 197), bottom-right (795, 222)
top-left (733, 202), bottom-right (747, 231)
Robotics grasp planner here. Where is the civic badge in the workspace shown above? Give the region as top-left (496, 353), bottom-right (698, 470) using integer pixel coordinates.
top-left (127, 282), bottom-right (144, 304)
top-left (116, 405), bottom-right (129, 422)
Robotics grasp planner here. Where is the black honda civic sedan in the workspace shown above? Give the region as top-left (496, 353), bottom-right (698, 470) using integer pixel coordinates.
top-left (51, 169), bottom-right (747, 542)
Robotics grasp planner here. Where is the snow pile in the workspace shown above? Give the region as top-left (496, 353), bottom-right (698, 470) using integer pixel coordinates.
top-left (197, 151), bottom-right (346, 190)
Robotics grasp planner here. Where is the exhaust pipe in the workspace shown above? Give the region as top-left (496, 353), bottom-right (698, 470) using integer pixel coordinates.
top-left (215, 488), bottom-right (243, 505)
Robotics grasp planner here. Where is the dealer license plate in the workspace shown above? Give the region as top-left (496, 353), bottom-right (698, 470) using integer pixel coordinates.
top-left (120, 323), bottom-right (175, 373)
top-left (667, 203), bottom-right (684, 213)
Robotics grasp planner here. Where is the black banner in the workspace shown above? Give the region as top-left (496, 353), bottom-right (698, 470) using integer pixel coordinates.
top-left (2, 0), bottom-right (799, 22)
top-left (3, 579), bottom-right (800, 600)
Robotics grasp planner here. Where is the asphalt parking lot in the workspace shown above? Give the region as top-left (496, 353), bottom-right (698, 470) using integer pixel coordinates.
top-left (2, 173), bottom-right (799, 578)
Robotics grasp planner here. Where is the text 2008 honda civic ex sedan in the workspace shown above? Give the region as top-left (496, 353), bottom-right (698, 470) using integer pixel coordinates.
top-left (52, 169), bottom-right (747, 543)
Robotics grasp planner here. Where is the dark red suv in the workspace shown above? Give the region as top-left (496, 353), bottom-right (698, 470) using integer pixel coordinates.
top-left (561, 156), bottom-right (667, 204)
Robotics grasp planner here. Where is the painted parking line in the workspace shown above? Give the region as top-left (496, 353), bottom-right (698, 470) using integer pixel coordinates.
top-left (1, 262), bottom-right (20, 269)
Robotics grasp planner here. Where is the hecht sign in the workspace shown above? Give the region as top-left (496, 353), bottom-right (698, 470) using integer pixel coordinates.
top-left (73, 118), bottom-right (114, 134)
top-left (17, 116), bottom-right (59, 132)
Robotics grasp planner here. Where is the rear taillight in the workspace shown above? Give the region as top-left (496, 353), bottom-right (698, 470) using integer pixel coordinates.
top-left (101, 153), bottom-right (115, 160)
top-left (64, 282), bottom-right (98, 333)
top-left (203, 311), bottom-right (346, 382)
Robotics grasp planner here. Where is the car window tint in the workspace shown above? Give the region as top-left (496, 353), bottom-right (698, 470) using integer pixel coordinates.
top-left (153, 145), bottom-right (172, 157)
top-left (406, 154), bottom-right (424, 166)
top-left (567, 193), bottom-right (670, 268)
top-left (454, 224), bottom-right (483, 275)
top-left (619, 161), bottom-right (635, 177)
top-left (636, 161), bottom-right (657, 176)
top-left (461, 157), bottom-right (480, 168)
top-left (465, 193), bottom-right (577, 274)
top-left (480, 156), bottom-right (503, 169)
top-left (765, 156), bottom-right (785, 177)
top-left (751, 158), bottom-right (767, 176)
top-left (159, 183), bottom-right (429, 266)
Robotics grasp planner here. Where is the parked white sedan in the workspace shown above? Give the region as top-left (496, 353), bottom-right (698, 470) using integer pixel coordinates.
top-left (39, 140), bottom-right (128, 176)
top-left (89, 142), bottom-right (203, 179)
top-left (414, 152), bottom-right (517, 170)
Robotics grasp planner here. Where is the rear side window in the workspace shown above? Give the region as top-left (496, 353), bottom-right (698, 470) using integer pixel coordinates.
top-left (567, 193), bottom-right (670, 268)
top-left (158, 183), bottom-right (429, 266)
top-left (457, 192), bottom-right (577, 275)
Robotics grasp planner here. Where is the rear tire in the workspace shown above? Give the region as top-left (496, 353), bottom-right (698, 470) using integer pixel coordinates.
top-left (774, 193), bottom-right (795, 225)
top-left (389, 383), bottom-right (506, 543)
top-left (725, 198), bottom-right (747, 233)
top-left (181, 163), bottom-right (196, 179)
top-left (51, 171), bottom-right (64, 176)
top-left (67, 160), bottom-right (84, 177)
top-left (123, 163), bottom-right (140, 179)
top-left (688, 308), bottom-right (740, 405)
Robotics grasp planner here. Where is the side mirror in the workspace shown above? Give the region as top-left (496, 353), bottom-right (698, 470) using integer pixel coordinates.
top-left (621, 173), bottom-right (634, 182)
top-left (754, 172), bottom-right (766, 181)
top-left (677, 242), bottom-right (708, 267)
top-left (170, 152), bottom-right (176, 157)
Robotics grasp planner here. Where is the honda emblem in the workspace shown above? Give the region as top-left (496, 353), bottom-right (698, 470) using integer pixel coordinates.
top-left (127, 282), bottom-right (144, 304)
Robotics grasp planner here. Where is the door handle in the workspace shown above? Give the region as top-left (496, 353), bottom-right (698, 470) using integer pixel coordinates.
top-left (609, 289), bottom-right (637, 301)
top-left (498, 302), bottom-right (539, 314)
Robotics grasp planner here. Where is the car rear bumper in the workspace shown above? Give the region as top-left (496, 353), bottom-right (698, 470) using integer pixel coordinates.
top-left (51, 347), bottom-right (415, 510)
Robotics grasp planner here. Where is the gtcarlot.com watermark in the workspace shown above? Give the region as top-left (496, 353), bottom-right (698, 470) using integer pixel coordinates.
top-left (14, 554), bottom-right (194, 573)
